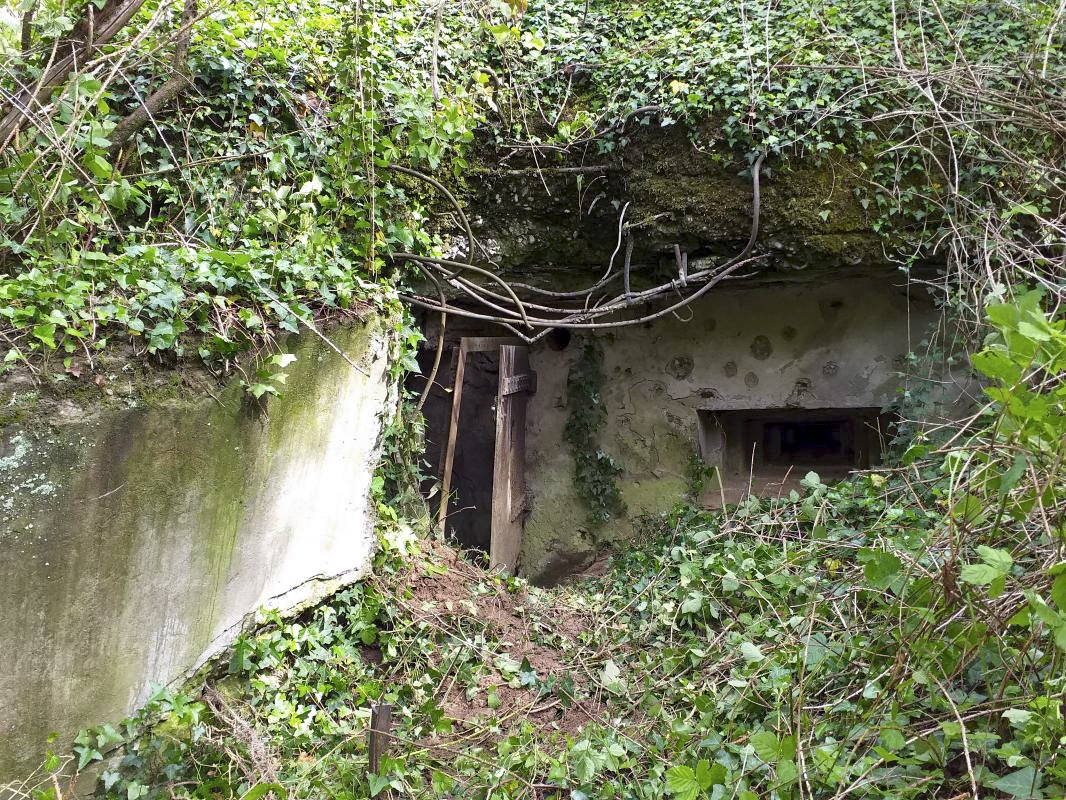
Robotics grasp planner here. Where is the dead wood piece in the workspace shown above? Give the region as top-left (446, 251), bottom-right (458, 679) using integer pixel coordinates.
top-left (203, 685), bottom-right (278, 785)
top-left (0, 0), bottom-right (150, 148)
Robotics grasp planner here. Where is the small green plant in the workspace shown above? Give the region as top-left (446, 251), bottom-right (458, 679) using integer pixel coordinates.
top-left (686, 448), bottom-right (719, 501)
top-left (240, 353), bottom-right (297, 399)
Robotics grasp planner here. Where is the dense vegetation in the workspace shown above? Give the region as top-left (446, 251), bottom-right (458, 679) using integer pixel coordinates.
top-left (10, 297), bottom-right (1063, 799)
top-left (2, 0), bottom-right (1065, 798)
top-left (2, 0), bottom-right (1064, 372)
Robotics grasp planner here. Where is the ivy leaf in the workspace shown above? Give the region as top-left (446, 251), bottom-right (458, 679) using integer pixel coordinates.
top-left (75, 745), bottom-right (102, 770)
top-left (976, 545), bottom-right (1013, 572)
top-left (681, 591), bottom-right (704, 614)
top-left (740, 642), bottom-right (765, 662)
top-left (694, 759), bottom-right (725, 789)
top-left (239, 785), bottom-right (288, 800)
top-left (518, 657), bottom-right (538, 687)
top-left (84, 153), bottom-right (113, 180)
top-left (1002, 709), bottom-right (1033, 727)
top-left (880, 726), bottom-right (905, 750)
top-left (1050, 573), bottom-right (1066, 610)
top-left (751, 731), bottom-right (780, 762)
top-left (1001, 202), bottom-right (1040, 219)
top-left (665, 765), bottom-right (700, 800)
top-left (248, 382), bottom-right (277, 399)
top-left (368, 774), bottom-right (391, 797)
top-left (1055, 623), bottom-right (1066, 652)
top-left (960, 563), bottom-right (1000, 586)
top-left (951, 494), bottom-right (987, 525)
top-left (990, 766), bottom-right (1042, 798)
top-left (776, 758), bottom-right (798, 787)
top-left (1028, 594), bottom-right (1063, 627)
top-left (999, 455), bottom-right (1028, 495)
top-left (971, 349), bottom-right (1022, 385)
top-left (32, 322), bottom-right (57, 348)
top-left (859, 548), bottom-right (902, 589)
top-left (600, 659), bottom-right (625, 693)
top-left (298, 175), bottom-right (324, 195)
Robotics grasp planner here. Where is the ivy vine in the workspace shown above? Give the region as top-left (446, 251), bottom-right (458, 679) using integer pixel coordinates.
top-left (563, 339), bottom-right (624, 525)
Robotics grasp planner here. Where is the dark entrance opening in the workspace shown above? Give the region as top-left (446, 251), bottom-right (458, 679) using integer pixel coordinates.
top-left (444, 350), bottom-right (498, 553)
top-left (408, 331), bottom-right (535, 573)
top-left (761, 418), bottom-right (856, 468)
top-left (412, 348), bottom-right (498, 555)
top-left (697, 407), bottom-right (889, 504)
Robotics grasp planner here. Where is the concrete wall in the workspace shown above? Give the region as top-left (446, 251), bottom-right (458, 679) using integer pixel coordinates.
top-left (0, 317), bottom-right (396, 781)
top-left (520, 276), bottom-right (943, 582)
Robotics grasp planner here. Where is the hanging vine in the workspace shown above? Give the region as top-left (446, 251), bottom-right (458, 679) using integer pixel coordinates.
top-left (563, 339), bottom-right (625, 525)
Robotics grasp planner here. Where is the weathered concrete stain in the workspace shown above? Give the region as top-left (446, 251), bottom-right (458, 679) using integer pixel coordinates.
top-left (0, 318), bottom-right (397, 781)
top-left (750, 336), bottom-right (773, 360)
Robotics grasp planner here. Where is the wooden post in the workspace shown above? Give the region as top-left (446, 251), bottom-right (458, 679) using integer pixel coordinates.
top-left (490, 345), bottom-right (535, 574)
top-left (368, 702), bottom-right (393, 774)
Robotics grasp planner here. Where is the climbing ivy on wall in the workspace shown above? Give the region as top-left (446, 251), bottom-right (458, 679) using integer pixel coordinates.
top-left (564, 339), bottom-right (624, 525)
top-left (0, 0), bottom-right (480, 376)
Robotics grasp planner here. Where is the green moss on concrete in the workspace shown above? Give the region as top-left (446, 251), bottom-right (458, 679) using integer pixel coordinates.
top-left (0, 388), bottom-right (39, 428)
top-left (620, 476), bottom-right (688, 519)
top-left (0, 313), bottom-right (393, 783)
top-left (460, 123), bottom-right (893, 286)
top-left (263, 321), bottom-right (377, 456)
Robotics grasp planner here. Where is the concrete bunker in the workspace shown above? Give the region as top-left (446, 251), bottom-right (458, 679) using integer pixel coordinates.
top-left (412, 275), bottom-right (944, 582)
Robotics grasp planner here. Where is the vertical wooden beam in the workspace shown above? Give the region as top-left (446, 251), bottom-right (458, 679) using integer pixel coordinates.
top-left (490, 345), bottom-right (533, 574)
top-left (368, 702), bottom-right (393, 774)
top-left (437, 340), bottom-right (468, 530)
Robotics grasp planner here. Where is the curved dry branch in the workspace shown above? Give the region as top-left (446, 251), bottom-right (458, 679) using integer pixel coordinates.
top-left (399, 151), bottom-right (767, 333)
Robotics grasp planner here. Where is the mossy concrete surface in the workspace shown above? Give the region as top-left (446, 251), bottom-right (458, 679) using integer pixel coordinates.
top-left (0, 315), bottom-right (397, 782)
top-left (458, 125), bottom-right (903, 289)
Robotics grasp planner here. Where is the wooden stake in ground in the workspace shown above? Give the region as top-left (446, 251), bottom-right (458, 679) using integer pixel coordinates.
top-left (368, 702), bottom-right (393, 774)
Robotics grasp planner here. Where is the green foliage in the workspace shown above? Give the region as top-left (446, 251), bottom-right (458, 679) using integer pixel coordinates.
top-left (0, 0), bottom-right (479, 376)
top-left (3, 0), bottom-right (1063, 385)
top-left (470, 0), bottom-right (1063, 321)
top-left (374, 313), bottom-right (429, 521)
top-left (564, 339), bottom-right (624, 525)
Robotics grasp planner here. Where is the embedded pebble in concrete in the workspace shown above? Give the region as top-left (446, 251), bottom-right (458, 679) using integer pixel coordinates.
top-left (666, 355), bottom-right (694, 380)
top-left (744, 371), bottom-right (760, 387)
top-left (750, 335), bottom-right (773, 360)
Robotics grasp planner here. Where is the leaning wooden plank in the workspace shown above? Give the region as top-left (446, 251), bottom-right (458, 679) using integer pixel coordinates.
top-left (437, 339), bottom-right (468, 530)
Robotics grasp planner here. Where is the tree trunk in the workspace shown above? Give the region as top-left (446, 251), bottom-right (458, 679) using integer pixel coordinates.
top-left (0, 0), bottom-right (149, 150)
top-left (107, 0), bottom-right (198, 153)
